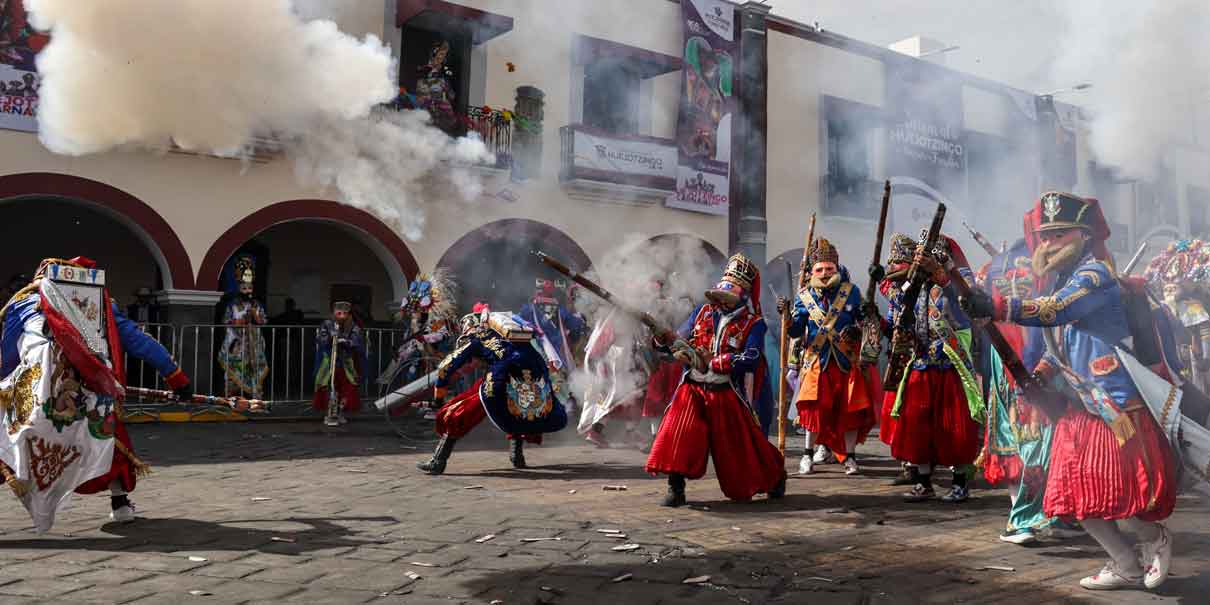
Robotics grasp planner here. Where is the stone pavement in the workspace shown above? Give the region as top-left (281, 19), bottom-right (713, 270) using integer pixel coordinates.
top-left (0, 419), bottom-right (1206, 604)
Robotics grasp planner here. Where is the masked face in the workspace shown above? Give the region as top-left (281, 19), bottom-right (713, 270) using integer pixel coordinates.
top-left (1164, 283), bottom-right (1182, 305)
top-left (809, 262), bottom-right (840, 289)
top-left (334, 309), bottom-right (350, 323)
top-left (239, 283), bottom-right (253, 299)
top-left (1032, 227), bottom-right (1087, 278)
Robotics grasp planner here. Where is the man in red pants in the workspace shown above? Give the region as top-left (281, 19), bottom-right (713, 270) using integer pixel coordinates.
top-left (313, 301), bottom-right (365, 426)
top-left (417, 305), bottom-right (568, 474)
top-left (646, 254), bottom-right (786, 507)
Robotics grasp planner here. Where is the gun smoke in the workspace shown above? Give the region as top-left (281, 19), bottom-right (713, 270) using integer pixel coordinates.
top-left (25, 0), bottom-right (490, 241)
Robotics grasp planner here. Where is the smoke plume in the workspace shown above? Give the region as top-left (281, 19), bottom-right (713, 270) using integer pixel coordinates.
top-left (1052, 0), bottom-right (1210, 180)
top-left (26, 0), bottom-right (489, 239)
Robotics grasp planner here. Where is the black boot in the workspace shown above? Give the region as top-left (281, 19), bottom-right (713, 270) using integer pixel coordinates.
top-left (510, 438), bottom-right (527, 469)
top-left (417, 436), bottom-right (456, 475)
top-left (768, 472), bottom-right (787, 499)
top-left (661, 473), bottom-right (687, 507)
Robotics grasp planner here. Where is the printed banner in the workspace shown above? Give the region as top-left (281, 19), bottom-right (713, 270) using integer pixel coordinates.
top-left (572, 128), bottom-right (677, 180)
top-left (885, 62), bottom-right (965, 202)
top-left (0, 3), bottom-right (46, 133)
top-left (667, 0), bottom-right (735, 216)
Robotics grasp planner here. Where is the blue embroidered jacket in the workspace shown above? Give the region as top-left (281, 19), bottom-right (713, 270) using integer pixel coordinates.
top-left (1000, 255), bottom-right (1140, 406)
top-left (435, 316), bottom-right (567, 435)
top-left (674, 303), bottom-right (775, 434)
top-left (883, 272), bottom-right (973, 371)
top-left (788, 268), bottom-right (864, 373)
top-left (1, 296), bottom-right (181, 382)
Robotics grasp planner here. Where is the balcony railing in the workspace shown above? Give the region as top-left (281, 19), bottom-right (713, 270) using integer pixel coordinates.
top-left (387, 95), bottom-right (513, 170)
top-left (559, 124), bottom-right (677, 194)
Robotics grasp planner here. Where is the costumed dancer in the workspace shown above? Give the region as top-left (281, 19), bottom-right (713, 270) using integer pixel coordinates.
top-left (645, 254), bottom-right (786, 507)
top-left (521, 279), bottom-right (587, 416)
top-left (579, 287), bottom-right (651, 449)
top-left (417, 305), bottom-right (568, 475)
top-left (0, 258), bottom-right (193, 530)
top-left (396, 270), bottom-right (459, 381)
top-left (975, 238), bottom-right (1075, 544)
top-left (879, 234), bottom-right (984, 503)
top-left (964, 192), bottom-right (1177, 591)
top-left (218, 256), bottom-right (268, 398)
top-left (1144, 239), bottom-right (1210, 392)
top-left (779, 238), bottom-right (873, 476)
top-left (313, 301), bottom-right (366, 426)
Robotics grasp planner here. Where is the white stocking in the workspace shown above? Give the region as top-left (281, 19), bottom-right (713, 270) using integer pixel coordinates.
top-left (1120, 518), bottom-right (1163, 543)
top-left (804, 431), bottom-right (817, 453)
top-left (108, 479), bottom-right (127, 497)
top-left (1083, 518), bottom-right (1142, 574)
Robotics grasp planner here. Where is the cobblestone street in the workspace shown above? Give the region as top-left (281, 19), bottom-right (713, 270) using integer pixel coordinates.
top-left (0, 419), bottom-right (1205, 604)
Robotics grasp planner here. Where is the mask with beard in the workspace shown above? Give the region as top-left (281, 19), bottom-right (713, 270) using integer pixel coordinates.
top-left (809, 272), bottom-right (841, 290)
top-left (1031, 235), bottom-right (1086, 278)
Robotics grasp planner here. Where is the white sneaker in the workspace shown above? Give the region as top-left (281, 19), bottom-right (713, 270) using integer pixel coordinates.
top-left (1079, 562), bottom-right (1142, 590)
top-left (324, 415), bottom-right (340, 427)
top-left (813, 446), bottom-right (833, 464)
top-left (798, 455), bottom-right (814, 475)
top-left (109, 504), bottom-right (136, 523)
top-left (843, 458), bottom-right (859, 475)
top-left (998, 529), bottom-right (1037, 545)
top-left (337, 414), bottom-right (349, 425)
top-left (1141, 525), bottom-right (1172, 590)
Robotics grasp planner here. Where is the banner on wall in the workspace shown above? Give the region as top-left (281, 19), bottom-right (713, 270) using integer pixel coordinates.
top-left (572, 127), bottom-right (677, 181)
top-left (666, 0), bottom-right (735, 216)
top-left (885, 61), bottom-right (965, 202)
top-left (0, 2), bottom-right (46, 133)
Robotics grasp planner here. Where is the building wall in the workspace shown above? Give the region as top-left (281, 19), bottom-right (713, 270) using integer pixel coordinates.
top-left (765, 29), bottom-right (885, 273)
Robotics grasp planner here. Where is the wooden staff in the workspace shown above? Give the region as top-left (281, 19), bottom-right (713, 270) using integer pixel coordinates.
top-left (776, 261), bottom-right (793, 454)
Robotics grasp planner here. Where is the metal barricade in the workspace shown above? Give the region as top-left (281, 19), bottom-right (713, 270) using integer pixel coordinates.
top-left (175, 324), bottom-right (408, 418)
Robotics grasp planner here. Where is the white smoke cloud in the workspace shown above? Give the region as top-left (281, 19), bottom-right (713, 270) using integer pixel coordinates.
top-left (25, 0), bottom-right (489, 239)
top-left (1052, 0), bottom-right (1210, 180)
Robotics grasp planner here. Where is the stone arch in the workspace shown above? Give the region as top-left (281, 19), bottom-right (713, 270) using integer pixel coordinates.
top-left (437, 219), bottom-right (593, 312)
top-left (197, 200), bottom-right (419, 303)
top-left (0, 172), bottom-right (194, 289)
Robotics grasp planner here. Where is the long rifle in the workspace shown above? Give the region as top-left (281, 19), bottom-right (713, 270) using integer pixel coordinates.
top-left (860, 181), bottom-right (892, 364)
top-left (882, 204), bottom-right (947, 390)
top-left (535, 252), bottom-right (677, 342)
top-left (126, 386), bottom-right (271, 413)
top-left (962, 221), bottom-right (1000, 259)
top-left (326, 325), bottom-right (340, 422)
top-left (797, 213), bottom-right (818, 290)
top-left (945, 269), bottom-right (1067, 419)
top-left (1122, 242), bottom-right (1149, 276)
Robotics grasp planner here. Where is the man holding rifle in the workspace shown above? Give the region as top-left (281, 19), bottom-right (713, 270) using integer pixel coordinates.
top-left (877, 231), bottom-right (984, 504)
top-left (962, 192), bottom-right (1177, 591)
top-left (644, 254), bottom-right (786, 507)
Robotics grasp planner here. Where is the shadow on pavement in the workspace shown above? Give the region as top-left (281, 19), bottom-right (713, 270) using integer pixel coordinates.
top-left (0, 515), bottom-right (397, 556)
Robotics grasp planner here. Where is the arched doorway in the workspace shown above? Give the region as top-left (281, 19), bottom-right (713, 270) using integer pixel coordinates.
top-left (437, 219), bottom-right (593, 313)
top-left (197, 200), bottom-right (419, 320)
top-left (0, 173), bottom-right (194, 296)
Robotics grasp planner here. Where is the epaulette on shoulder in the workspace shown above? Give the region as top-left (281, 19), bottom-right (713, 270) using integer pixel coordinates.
top-left (1074, 259), bottom-right (1114, 289)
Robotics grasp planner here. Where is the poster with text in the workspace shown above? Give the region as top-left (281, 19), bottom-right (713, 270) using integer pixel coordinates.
top-left (667, 0), bottom-right (735, 216)
top-left (885, 61), bottom-right (965, 203)
top-left (0, 1), bottom-right (45, 133)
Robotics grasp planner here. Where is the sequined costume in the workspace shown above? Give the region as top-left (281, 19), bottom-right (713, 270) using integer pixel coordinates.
top-left (0, 257), bottom-right (191, 531)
